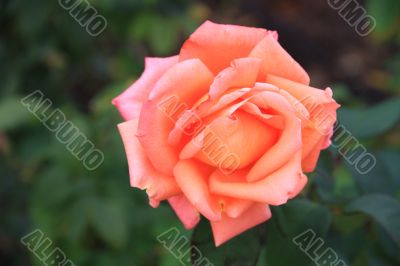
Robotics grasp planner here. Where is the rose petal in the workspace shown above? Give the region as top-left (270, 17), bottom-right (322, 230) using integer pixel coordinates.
top-left (223, 198), bottom-right (254, 218)
top-left (239, 102), bottom-right (284, 129)
top-left (168, 194), bottom-right (201, 230)
top-left (211, 203), bottom-right (271, 246)
top-left (180, 21), bottom-right (268, 74)
top-left (138, 59), bottom-right (214, 175)
top-left (288, 173), bottom-right (308, 199)
top-left (118, 120), bottom-right (180, 205)
top-left (246, 91), bottom-right (302, 182)
top-left (265, 75), bottom-right (339, 173)
top-left (204, 88), bottom-right (251, 116)
top-left (250, 35), bottom-right (310, 85)
top-left (209, 58), bottom-right (261, 99)
top-left (173, 159), bottom-right (221, 221)
top-left (265, 75), bottom-right (340, 116)
top-left (117, 119), bottom-right (154, 189)
top-left (301, 127), bottom-right (326, 171)
top-left (168, 88), bottom-right (251, 146)
top-left (180, 111), bottom-right (280, 171)
top-left (250, 82), bottom-right (310, 126)
top-left (112, 56), bottom-right (178, 120)
top-left (210, 152), bottom-right (303, 205)
top-left (301, 123), bottom-right (334, 172)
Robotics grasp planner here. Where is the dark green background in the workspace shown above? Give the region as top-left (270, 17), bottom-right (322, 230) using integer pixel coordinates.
top-left (1, 0), bottom-right (399, 265)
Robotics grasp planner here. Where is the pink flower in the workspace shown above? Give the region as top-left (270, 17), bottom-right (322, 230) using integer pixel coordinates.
top-left (113, 21), bottom-right (339, 246)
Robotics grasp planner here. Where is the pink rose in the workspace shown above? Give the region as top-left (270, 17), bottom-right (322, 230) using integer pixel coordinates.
top-left (113, 21), bottom-right (339, 246)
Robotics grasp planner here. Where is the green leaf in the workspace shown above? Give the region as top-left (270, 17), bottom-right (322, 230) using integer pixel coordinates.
top-left (88, 197), bottom-right (128, 248)
top-left (0, 96), bottom-right (31, 130)
top-left (191, 219), bottom-right (225, 266)
top-left (264, 218), bottom-right (314, 266)
top-left (367, 0), bottom-right (400, 37)
top-left (64, 197), bottom-right (91, 243)
top-left (32, 167), bottom-right (73, 208)
top-left (377, 150), bottom-right (400, 189)
top-left (326, 230), bottom-right (364, 265)
top-left (345, 194), bottom-right (400, 247)
top-left (368, 255), bottom-right (393, 266)
top-left (333, 165), bottom-right (360, 200)
top-left (129, 13), bottom-right (180, 55)
top-left (273, 199), bottom-right (332, 238)
top-left (338, 98), bottom-right (400, 138)
top-left (344, 155), bottom-right (397, 196)
top-left (128, 12), bottom-right (158, 41)
top-left (374, 224), bottom-right (400, 263)
top-left (148, 18), bottom-right (180, 55)
top-left (332, 213), bottom-right (367, 234)
top-left (262, 200), bottom-right (332, 266)
top-left (191, 218), bottom-right (262, 266)
top-left (313, 166), bottom-right (337, 203)
top-left (224, 228), bottom-right (261, 266)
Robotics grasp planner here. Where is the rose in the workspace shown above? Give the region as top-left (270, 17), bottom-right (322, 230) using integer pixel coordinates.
top-left (113, 21), bottom-right (339, 246)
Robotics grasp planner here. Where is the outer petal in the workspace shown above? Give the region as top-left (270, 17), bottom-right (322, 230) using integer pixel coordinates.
top-left (265, 75), bottom-right (340, 119)
top-left (112, 56), bottom-right (178, 120)
top-left (168, 195), bottom-right (200, 230)
top-left (117, 119), bottom-right (156, 189)
top-left (265, 75), bottom-right (339, 172)
top-left (250, 35), bottom-right (310, 84)
top-left (138, 59), bottom-right (214, 175)
top-left (118, 120), bottom-right (180, 206)
top-left (301, 128), bottom-right (326, 172)
top-left (209, 58), bottom-right (261, 99)
top-left (180, 21), bottom-right (268, 74)
top-left (209, 152), bottom-right (303, 205)
top-left (301, 106), bottom-right (338, 172)
top-left (222, 198), bottom-right (254, 219)
top-left (173, 159), bottom-right (221, 221)
top-left (288, 173), bottom-right (308, 199)
top-left (211, 203), bottom-right (271, 246)
top-left (301, 124), bottom-right (333, 172)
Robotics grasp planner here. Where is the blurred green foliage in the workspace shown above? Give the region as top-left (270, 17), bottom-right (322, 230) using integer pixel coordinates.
top-left (0, 0), bottom-right (399, 265)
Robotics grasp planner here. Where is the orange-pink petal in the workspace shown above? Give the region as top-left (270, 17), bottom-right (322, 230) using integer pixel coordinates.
top-left (209, 152), bottom-right (303, 205)
top-left (209, 58), bottom-right (261, 99)
top-left (137, 59), bottom-right (214, 175)
top-left (250, 35), bottom-right (310, 84)
top-left (118, 120), bottom-right (180, 206)
top-left (180, 111), bottom-right (280, 171)
top-left (168, 88), bottom-right (251, 146)
top-left (211, 203), bottom-right (271, 246)
top-left (265, 75), bottom-right (340, 119)
top-left (180, 21), bottom-right (268, 74)
top-left (168, 194), bottom-right (201, 230)
top-left (112, 56), bottom-right (178, 120)
top-left (223, 198), bottom-right (254, 219)
top-left (246, 91), bottom-right (302, 182)
top-left (288, 173), bottom-right (308, 199)
top-left (173, 159), bottom-right (221, 221)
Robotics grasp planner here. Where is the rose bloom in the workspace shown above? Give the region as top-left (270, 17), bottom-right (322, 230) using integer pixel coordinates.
top-left (113, 21), bottom-right (339, 246)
